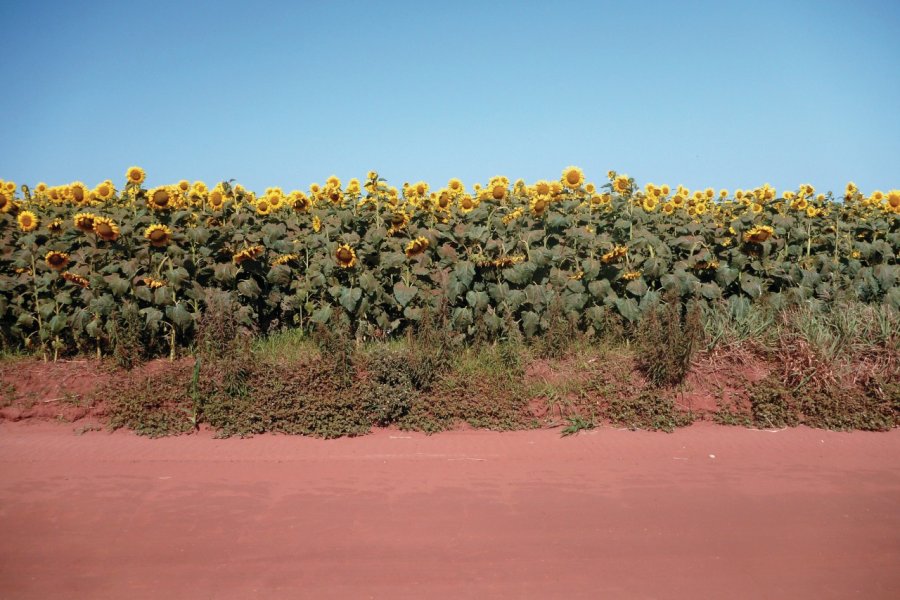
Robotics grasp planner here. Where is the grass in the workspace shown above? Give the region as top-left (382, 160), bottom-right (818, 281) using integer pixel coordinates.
top-left (6, 298), bottom-right (896, 437)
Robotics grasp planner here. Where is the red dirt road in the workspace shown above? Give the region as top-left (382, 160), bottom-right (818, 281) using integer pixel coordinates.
top-left (1, 422), bottom-right (899, 599)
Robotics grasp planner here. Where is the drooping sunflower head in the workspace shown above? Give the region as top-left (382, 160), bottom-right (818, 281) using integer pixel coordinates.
top-left (45, 251), bottom-right (70, 271)
top-left (405, 236), bottom-right (430, 258)
top-left (126, 166), bottom-right (146, 185)
top-left (622, 270), bottom-right (642, 281)
top-left (142, 276), bottom-right (166, 289)
top-left (0, 191), bottom-right (12, 213)
top-left (271, 253), bottom-right (299, 267)
top-left (233, 244), bottom-right (265, 266)
top-left (73, 212), bottom-right (96, 233)
top-left (62, 271), bottom-right (90, 288)
top-left (388, 209), bottom-right (410, 233)
top-left (144, 223), bottom-right (173, 247)
top-left (743, 225), bottom-right (775, 244)
top-left (312, 215), bottom-right (322, 233)
top-left (290, 191), bottom-right (311, 213)
top-left (93, 216), bottom-right (121, 242)
top-left (335, 244), bottom-right (357, 268)
top-left (47, 218), bottom-right (65, 234)
top-left (17, 210), bottom-right (38, 232)
top-left (562, 166), bottom-right (585, 189)
top-left (601, 245), bottom-right (628, 264)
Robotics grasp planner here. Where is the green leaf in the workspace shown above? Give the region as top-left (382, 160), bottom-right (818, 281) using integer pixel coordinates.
top-left (393, 282), bottom-right (418, 308)
top-left (166, 303), bottom-right (193, 329)
top-left (311, 306), bottom-right (332, 324)
top-left (339, 287), bottom-right (363, 313)
top-left (238, 278), bottom-right (261, 299)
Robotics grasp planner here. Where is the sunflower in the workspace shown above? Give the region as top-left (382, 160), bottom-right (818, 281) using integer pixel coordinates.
top-left (405, 236), bottom-right (430, 258)
top-left (613, 175), bottom-right (631, 194)
top-left (533, 180), bottom-right (552, 196)
top-left (694, 202), bottom-right (708, 216)
top-left (47, 218), bottom-right (65, 234)
top-left (584, 182), bottom-right (596, 194)
top-left (0, 191), bottom-right (12, 213)
top-left (457, 194), bottom-right (478, 213)
top-left (17, 210), bottom-right (39, 232)
top-left (743, 225), bottom-right (775, 244)
top-left (255, 198), bottom-right (272, 215)
top-left (68, 182), bottom-right (90, 205)
top-left (622, 270), bottom-right (642, 281)
top-left (207, 188), bottom-right (226, 210)
top-left (661, 202), bottom-right (675, 215)
top-left (233, 244), bottom-right (265, 266)
top-left (177, 180), bottom-right (190, 193)
top-left (291, 191), bottom-right (311, 213)
top-left (561, 166), bottom-right (585, 189)
top-left (61, 271), bottom-right (89, 288)
top-left (367, 171), bottom-right (378, 181)
top-left (312, 215), bottom-right (322, 233)
top-left (126, 166), bottom-right (146, 185)
top-left (642, 195), bottom-right (659, 212)
top-left (502, 206), bottom-right (524, 224)
top-left (886, 190), bottom-right (900, 211)
top-left (147, 186), bottom-right (177, 211)
top-left (271, 253), bottom-right (299, 266)
top-left (35, 182), bottom-right (48, 195)
top-left (192, 181), bottom-right (208, 195)
top-left (142, 277), bottom-right (166, 289)
top-left (335, 244), bottom-right (357, 268)
top-left (73, 212), bottom-right (96, 233)
top-left (144, 224), bottom-right (173, 247)
top-left (448, 178), bottom-right (463, 194)
top-left (45, 251), bottom-right (70, 271)
top-left (530, 196), bottom-right (549, 217)
top-left (491, 183), bottom-right (508, 201)
top-left (93, 216), bottom-right (121, 241)
top-left (750, 202), bottom-right (763, 214)
top-left (601, 245), bottom-right (628, 264)
top-left (388, 209), bottom-right (410, 234)
top-left (93, 181), bottom-right (115, 201)
top-left (660, 184), bottom-right (671, 196)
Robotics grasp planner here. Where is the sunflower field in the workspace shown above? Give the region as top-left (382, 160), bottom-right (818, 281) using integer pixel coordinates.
top-left (1, 167), bottom-right (898, 359)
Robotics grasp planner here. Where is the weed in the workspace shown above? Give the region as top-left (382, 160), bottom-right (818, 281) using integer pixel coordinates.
top-left (560, 415), bottom-right (596, 436)
top-left (636, 293), bottom-right (703, 387)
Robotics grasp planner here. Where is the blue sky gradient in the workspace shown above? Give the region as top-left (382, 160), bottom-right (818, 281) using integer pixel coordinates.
top-left (2, 0), bottom-right (898, 194)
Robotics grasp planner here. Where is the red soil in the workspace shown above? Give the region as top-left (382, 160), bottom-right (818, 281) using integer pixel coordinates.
top-left (1, 421), bottom-right (898, 599)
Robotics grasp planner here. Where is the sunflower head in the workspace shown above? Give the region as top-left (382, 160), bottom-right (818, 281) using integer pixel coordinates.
top-left (126, 166), bottom-right (146, 185)
top-left (335, 244), bottom-right (357, 268)
top-left (73, 212), bottom-right (97, 233)
top-left (622, 270), bottom-right (642, 281)
top-left (312, 215), bottom-right (322, 233)
top-left (642, 195), bottom-right (659, 212)
top-left (405, 236), bottom-right (430, 258)
top-left (93, 181), bottom-right (116, 201)
top-left (562, 166), bottom-right (585, 189)
top-left (601, 245), bottom-right (628, 264)
top-left (233, 244), bottom-right (265, 266)
top-left (45, 251), bottom-right (71, 271)
top-left (458, 194), bottom-right (477, 213)
top-left (147, 186), bottom-right (177, 211)
top-left (18, 210), bottom-right (39, 232)
top-left (61, 271), bottom-right (90, 288)
top-left (207, 189), bottom-right (226, 210)
top-left (67, 182), bottom-right (90, 205)
top-left (291, 192), bottom-right (311, 213)
top-left (743, 225), bottom-right (775, 244)
top-left (530, 196), bottom-right (549, 217)
top-left (144, 223), bottom-right (173, 247)
top-left (93, 216), bottom-right (120, 242)
top-left (613, 175), bottom-right (631, 194)
top-left (491, 183), bottom-right (507, 201)
top-left (47, 218), bottom-right (65, 234)
top-left (0, 191), bottom-right (11, 213)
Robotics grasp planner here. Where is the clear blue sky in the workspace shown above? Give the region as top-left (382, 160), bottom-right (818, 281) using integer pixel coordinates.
top-left (2, 0), bottom-right (898, 195)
